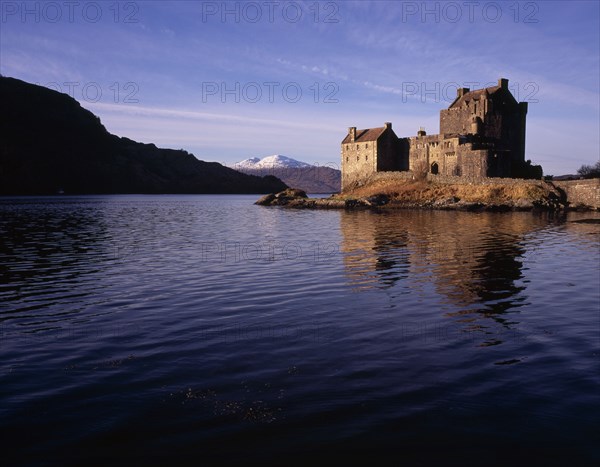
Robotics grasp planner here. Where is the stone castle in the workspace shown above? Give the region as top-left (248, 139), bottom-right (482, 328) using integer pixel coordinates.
top-left (341, 78), bottom-right (533, 191)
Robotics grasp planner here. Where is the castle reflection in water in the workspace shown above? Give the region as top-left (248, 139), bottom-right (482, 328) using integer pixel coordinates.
top-left (338, 210), bottom-right (561, 341)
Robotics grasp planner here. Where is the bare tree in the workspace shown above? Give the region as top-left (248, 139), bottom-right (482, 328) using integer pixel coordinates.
top-left (577, 161), bottom-right (600, 179)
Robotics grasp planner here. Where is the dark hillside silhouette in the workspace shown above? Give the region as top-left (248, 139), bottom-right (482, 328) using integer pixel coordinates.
top-left (0, 76), bottom-right (287, 195)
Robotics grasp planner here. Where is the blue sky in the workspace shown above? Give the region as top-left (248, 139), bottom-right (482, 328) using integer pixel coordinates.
top-left (1, 0), bottom-right (598, 174)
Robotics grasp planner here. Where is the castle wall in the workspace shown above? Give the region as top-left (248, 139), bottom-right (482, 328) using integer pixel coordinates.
top-left (458, 148), bottom-right (489, 178)
top-left (483, 111), bottom-right (503, 139)
top-left (482, 106), bottom-right (527, 163)
top-left (407, 134), bottom-right (441, 173)
top-left (440, 104), bottom-right (483, 135)
top-left (361, 170), bottom-right (537, 186)
top-left (406, 135), bottom-right (489, 178)
top-left (377, 130), bottom-right (405, 172)
top-left (507, 102), bottom-right (527, 165)
top-left (437, 137), bottom-right (460, 176)
top-left (341, 139), bottom-right (377, 190)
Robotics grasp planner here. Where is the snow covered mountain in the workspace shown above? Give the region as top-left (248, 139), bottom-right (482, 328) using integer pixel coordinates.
top-left (232, 155), bottom-right (341, 193)
top-left (234, 155), bottom-right (313, 170)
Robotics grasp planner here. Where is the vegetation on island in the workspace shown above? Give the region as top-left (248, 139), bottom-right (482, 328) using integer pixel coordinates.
top-left (577, 161), bottom-right (600, 179)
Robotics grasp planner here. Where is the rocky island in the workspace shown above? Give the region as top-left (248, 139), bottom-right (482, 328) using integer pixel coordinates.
top-left (256, 175), bottom-right (599, 211)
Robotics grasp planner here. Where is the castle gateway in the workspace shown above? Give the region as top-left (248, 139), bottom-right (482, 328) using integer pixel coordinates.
top-left (341, 78), bottom-right (530, 191)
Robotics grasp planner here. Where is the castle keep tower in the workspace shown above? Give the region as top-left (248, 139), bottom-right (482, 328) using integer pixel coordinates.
top-left (438, 78), bottom-right (528, 177)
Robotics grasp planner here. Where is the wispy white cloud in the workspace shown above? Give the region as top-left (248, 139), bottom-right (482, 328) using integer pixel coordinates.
top-left (86, 102), bottom-right (341, 132)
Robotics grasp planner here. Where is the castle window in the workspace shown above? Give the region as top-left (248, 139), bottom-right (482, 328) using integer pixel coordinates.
top-left (366, 143), bottom-right (368, 148)
top-left (366, 155), bottom-right (368, 161)
top-left (356, 156), bottom-right (359, 162)
top-left (357, 144), bottom-right (359, 150)
top-left (346, 156), bottom-right (348, 163)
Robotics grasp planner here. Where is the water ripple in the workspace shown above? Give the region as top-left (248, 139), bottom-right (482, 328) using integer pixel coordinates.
top-left (1, 196), bottom-right (598, 465)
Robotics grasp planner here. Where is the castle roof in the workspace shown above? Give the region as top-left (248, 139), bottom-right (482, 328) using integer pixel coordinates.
top-left (341, 126), bottom-right (386, 144)
top-left (448, 81), bottom-right (520, 110)
top-left (448, 85), bottom-right (498, 108)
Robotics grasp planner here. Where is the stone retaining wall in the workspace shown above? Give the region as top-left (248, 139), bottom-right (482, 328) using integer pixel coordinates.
top-left (554, 179), bottom-right (600, 209)
top-left (353, 171), bottom-right (600, 209)
top-left (363, 171), bottom-right (542, 186)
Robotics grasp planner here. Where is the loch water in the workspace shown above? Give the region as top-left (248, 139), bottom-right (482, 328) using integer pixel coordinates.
top-left (1, 195), bottom-right (599, 465)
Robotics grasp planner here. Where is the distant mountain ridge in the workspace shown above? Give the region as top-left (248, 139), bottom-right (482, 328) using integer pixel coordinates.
top-left (0, 76), bottom-right (287, 195)
top-left (233, 155), bottom-right (341, 193)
